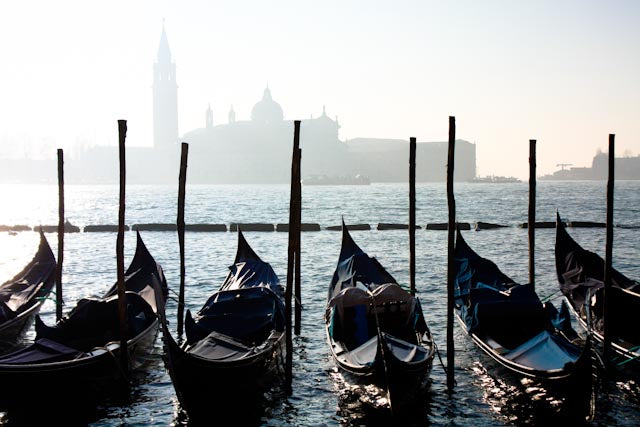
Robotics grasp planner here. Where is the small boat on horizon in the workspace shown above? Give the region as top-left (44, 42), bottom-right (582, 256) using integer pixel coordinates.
top-left (302, 174), bottom-right (370, 186)
top-left (470, 175), bottom-right (521, 183)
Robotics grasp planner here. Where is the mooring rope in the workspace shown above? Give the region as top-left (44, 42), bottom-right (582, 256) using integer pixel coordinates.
top-left (433, 341), bottom-right (455, 385)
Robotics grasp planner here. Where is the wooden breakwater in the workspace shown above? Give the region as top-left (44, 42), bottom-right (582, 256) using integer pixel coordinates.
top-left (1, 220), bottom-right (633, 233)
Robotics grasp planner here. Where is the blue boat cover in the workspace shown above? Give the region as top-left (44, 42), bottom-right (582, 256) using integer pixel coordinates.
top-left (185, 231), bottom-right (284, 348)
top-left (555, 213), bottom-right (640, 345)
top-left (328, 224), bottom-right (397, 301)
top-left (455, 231), bottom-right (553, 349)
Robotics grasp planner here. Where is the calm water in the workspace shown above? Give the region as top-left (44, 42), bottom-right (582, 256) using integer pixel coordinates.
top-left (0, 181), bottom-right (638, 426)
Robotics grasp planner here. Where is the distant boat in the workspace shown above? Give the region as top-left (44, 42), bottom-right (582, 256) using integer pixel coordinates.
top-left (302, 174), bottom-right (370, 186)
top-left (470, 175), bottom-right (521, 183)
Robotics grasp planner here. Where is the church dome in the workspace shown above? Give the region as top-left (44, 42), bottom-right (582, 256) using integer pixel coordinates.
top-left (251, 87), bottom-right (284, 124)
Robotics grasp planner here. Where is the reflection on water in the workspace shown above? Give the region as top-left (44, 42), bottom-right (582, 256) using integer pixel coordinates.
top-left (0, 182), bottom-right (639, 425)
top-left (469, 358), bottom-right (593, 425)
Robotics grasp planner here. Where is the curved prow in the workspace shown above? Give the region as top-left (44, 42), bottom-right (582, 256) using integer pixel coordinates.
top-left (234, 229), bottom-right (262, 264)
top-left (104, 232), bottom-right (168, 313)
top-left (338, 219), bottom-right (365, 263)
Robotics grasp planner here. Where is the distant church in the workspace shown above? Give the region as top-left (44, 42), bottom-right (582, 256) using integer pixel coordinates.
top-left (150, 25), bottom-right (475, 184)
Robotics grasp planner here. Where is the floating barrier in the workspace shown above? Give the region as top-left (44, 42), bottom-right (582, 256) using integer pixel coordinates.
top-left (426, 223), bottom-right (471, 231)
top-left (475, 222), bottom-right (508, 230)
top-left (132, 223), bottom-right (176, 231)
top-left (84, 224), bottom-right (130, 232)
top-left (519, 221), bottom-right (558, 229)
top-left (230, 223), bottom-right (275, 232)
top-left (34, 224), bottom-right (80, 233)
top-left (0, 225), bottom-right (31, 232)
top-left (568, 221), bottom-right (605, 228)
top-left (186, 224), bottom-right (227, 232)
top-left (377, 223), bottom-right (422, 230)
top-left (276, 223), bottom-right (321, 232)
top-left (326, 224), bottom-right (371, 231)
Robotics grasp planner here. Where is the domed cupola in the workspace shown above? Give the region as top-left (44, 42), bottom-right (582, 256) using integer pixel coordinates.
top-left (251, 86), bottom-right (284, 124)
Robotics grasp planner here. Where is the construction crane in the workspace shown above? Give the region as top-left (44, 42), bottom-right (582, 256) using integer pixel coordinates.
top-left (557, 163), bottom-right (572, 171)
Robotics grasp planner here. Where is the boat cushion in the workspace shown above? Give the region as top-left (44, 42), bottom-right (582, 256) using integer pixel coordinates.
top-left (469, 284), bottom-right (550, 349)
top-left (186, 287), bottom-right (284, 346)
top-left (502, 330), bottom-right (582, 370)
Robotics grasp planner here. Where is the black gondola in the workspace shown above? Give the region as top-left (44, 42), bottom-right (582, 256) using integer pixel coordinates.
top-left (555, 212), bottom-right (640, 368)
top-left (157, 230), bottom-right (285, 417)
top-left (454, 230), bottom-right (590, 380)
top-left (0, 232), bottom-right (167, 406)
top-left (325, 225), bottom-right (435, 411)
top-left (0, 231), bottom-right (56, 352)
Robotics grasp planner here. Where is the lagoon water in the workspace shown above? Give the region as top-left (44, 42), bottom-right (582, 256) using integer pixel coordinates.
top-left (0, 181), bottom-right (638, 425)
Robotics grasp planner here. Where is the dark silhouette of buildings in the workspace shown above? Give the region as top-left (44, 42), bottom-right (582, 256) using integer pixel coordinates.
top-left (541, 151), bottom-right (640, 180)
top-left (0, 24), bottom-right (477, 184)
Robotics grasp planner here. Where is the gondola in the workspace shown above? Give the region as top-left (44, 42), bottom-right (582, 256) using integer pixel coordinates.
top-left (0, 231), bottom-right (56, 352)
top-left (157, 230), bottom-right (286, 417)
top-left (555, 212), bottom-right (640, 368)
top-left (454, 230), bottom-right (590, 380)
top-left (325, 225), bottom-right (435, 411)
top-left (0, 232), bottom-right (167, 406)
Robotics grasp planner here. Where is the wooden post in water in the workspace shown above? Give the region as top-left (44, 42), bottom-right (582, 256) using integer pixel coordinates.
top-left (177, 143), bottom-right (189, 338)
top-left (603, 134), bottom-right (615, 365)
top-left (294, 144), bottom-right (302, 336)
top-left (116, 120), bottom-right (129, 376)
top-left (56, 149), bottom-right (64, 322)
top-left (528, 140), bottom-right (536, 289)
top-left (409, 137), bottom-right (416, 295)
top-left (285, 120), bottom-right (301, 390)
top-left (446, 117), bottom-right (456, 390)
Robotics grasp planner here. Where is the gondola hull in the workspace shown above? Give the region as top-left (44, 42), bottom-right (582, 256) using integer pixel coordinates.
top-left (326, 327), bottom-right (433, 410)
top-left (555, 213), bottom-right (640, 369)
top-left (0, 232), bottom-right (57, 353)
top-left (455, 310), bottom-right (590, 381)
top-left (162, 326), bottom-right (285, 415)
top-left (0, 302), bottom-right (46, 352)
top-left (0, 319), bottom-right (158, 407)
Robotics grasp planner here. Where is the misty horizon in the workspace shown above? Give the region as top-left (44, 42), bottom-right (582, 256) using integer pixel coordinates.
top-left (1, 1), bottom-right (639, 180)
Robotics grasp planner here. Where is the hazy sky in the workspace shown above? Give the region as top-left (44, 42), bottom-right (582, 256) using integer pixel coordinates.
top-left (1, 0), bottom-right (638, 178)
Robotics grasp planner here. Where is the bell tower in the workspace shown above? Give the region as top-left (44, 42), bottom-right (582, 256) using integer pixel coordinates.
top-left (153, 22), bottom-right (179, 149)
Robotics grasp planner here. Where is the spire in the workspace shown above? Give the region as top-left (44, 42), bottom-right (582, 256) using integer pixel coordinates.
top-left (322, 105), bottom-right (327, 116)
top-left (228, 105), bottom-right (236, 124)
top-left (206, 103), bottom-right (213, 128)
top-left (263, 86), bottom-right (272, 101)
top-left (157, 21), bottom-right (172, 63)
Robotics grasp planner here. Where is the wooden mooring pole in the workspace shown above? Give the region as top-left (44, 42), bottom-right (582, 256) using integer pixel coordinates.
top-left (56, 149), bottom-right (64, 322)
top-left (285, 120), bottom-right (301, 390)
top-left (529, 140), bottom-right (536, 289)
top-left (603, 134), bottom-right (615, 366)
top-left (409, 137), bottom-right (416, 295)
top-left (446, 117), bottom-right (456, 390)
top-left (177, 142), bottom-right (189, 338)
top-left (294, 143), bottom-right (302, 336)
top-left (116, 120), bottom-right (129, 376)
